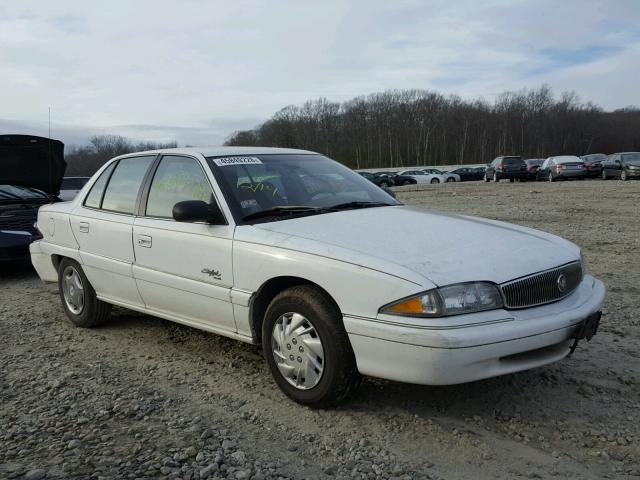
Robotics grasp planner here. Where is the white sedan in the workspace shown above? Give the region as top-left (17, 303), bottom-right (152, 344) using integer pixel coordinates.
top-left (30, 147), bottom-right (605, 407)
top-left (396, 169), bottom-right (443, 184)
top-left (422, 168), bottom-right (461, 182)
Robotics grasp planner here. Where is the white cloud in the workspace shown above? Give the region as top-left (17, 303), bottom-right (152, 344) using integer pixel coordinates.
top-left (1, 0), bottom-right (638, 146)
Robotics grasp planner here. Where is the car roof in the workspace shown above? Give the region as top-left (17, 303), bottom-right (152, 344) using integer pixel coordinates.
top-left (113, 146), bottom-right (317, 161)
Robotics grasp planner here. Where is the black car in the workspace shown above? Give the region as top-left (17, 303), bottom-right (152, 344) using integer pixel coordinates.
top-left (450, 167), bottom-right (484, 182)
top-left (601, 152), bottom-right (640, 180)
top-left (484, 156), bottom-right (527, 182)
top-left (580, 153), bottom-right (607, 178)
top-left (358, 171), bottom-right (395, 188)
top-left (377, 172), bottom-right (417, 186)
top-left (0, 134), bottom-right (66, 263)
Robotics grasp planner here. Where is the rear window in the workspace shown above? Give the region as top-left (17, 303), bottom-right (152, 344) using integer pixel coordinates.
top-left (84, 163), bottom-right (116, 209)
top-left (503, 157), bottom-right (522, 165)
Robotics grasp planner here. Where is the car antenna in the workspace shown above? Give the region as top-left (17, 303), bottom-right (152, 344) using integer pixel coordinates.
top-left (48, 106), bottom-right (54, 203)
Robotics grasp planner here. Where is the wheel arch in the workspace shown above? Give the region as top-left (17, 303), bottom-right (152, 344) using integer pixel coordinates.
top-left (249, 275), bottom-right (341, 343)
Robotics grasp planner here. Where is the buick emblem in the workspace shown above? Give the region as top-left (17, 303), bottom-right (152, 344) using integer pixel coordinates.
top-left (557, 274), bottom-right (567, 293)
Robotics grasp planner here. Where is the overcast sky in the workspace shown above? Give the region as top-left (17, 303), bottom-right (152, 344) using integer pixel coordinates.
top-left (1, 0), bottom-right (639, 147)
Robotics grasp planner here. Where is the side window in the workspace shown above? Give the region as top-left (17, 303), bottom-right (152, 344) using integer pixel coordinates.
top-left (84, 162), bottom-right (116, 209)
top-left (101, 156), bottom-right (155, 214)
top-left (145, 155), bottom-right (214, 218)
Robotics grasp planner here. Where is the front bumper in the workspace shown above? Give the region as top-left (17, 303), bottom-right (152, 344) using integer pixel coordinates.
top-left (344, 275), bottom-right (605, 385)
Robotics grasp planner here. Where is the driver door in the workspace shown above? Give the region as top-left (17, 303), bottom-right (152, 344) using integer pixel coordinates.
top-left (132, 154), bottom-right (237, 333)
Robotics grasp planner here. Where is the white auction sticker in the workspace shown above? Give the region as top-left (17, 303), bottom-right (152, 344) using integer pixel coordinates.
top-left (213, 156), bottom-right (263, 167)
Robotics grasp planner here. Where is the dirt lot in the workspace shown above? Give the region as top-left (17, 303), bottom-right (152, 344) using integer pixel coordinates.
top-left (1, 180), bottom-right (639, 480)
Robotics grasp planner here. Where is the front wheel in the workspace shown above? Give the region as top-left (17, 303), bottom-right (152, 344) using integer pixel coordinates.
top-left (621, 169), bottom-right (628, 181)
top-left (602, 170), bottom-right (607, 180)
top-left (446, 177), bottom-right (455, 183)
top-left (493, 174), bottom-right (500, 182)
top-left (262, 285), bottom-right (360, 407)
top-left (430, 178), bottom-right (440, 184)
top-left (548, 173), bottom-right (555, 182)
top-left (484, 174), bottom-right (490, 182)
top-left (379, 181), bottom-right (390, 187)
top-left (58, 258), bottom-right (111, 328)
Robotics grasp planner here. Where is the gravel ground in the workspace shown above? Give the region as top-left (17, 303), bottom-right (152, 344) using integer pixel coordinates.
top-left (1, 179), bottom-right (639, 480)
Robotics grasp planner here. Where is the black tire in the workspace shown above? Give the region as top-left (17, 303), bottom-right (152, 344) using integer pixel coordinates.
top-left (430, 178), bottom-right (440, 184)
top-left (379, 181), bottom-right (390, 188)
top-left (548, 173), bottom-right (555, 182)
top-left (484, 174), bottom-right (490, 183)
top-left (493, 174), bottom-right (500, 182)
top-left (401, 180), bottom-right (411, 186)
top-left (602, 170), bottom-right (607, 180)
top-left (446, 177), bottom-right (455, 182)
top-left (58, 258), bottom-right (111, 328)
top-left (621, 169), bottom-right (628, 181)
top-left (509, 178), bottom-right (515, 183)
top-left (262, 285), bottom-right (360, 408)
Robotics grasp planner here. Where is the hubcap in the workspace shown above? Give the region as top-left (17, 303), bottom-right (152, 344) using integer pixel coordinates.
top-left (271, 312), bottom-right (324, 390)
top-left (62, 266), bottom-right (85, 315)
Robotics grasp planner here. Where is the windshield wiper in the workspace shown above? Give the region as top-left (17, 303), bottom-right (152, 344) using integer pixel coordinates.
top-left (328, 201), bottom-right (397, 211)
top-left (241, 206), bottom-right (331, 222)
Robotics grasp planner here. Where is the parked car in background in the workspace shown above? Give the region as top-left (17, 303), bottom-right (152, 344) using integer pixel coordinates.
top-left (30, 146), bottom-right (605, 407)
top-left (59, 177), bottom-right (91, 201)
top-left (601, 152), bottom-right (640, 180)
top-left (358, 171), bottom-right (395, 188)
top-left (396, 169), bottom-right (442, 184)
top-left (450, 167), bottom-right (484, 182)
top-left (538, 156), bottom-right (586, 182)
top-left (524, 159), bottom-right (545, 180)
top-left (422, 169), bottom-right (460, 183)
top-left (580, 154), bottom-right (606, 178)
top-left (484, 156), bottom-right (527, 182)
top-left (376, 172), bottom-right (417, 186)
top-left (1, 134), bottom-right (66, 262)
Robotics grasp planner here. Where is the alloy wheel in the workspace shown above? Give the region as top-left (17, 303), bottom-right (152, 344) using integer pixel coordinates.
top-left (62, 265), bottom-right (85, 315)
top-left (271, 312), bottom-right (325, 390)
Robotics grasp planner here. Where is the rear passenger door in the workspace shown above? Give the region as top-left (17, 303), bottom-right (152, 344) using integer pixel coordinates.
top-left (72, 155), bottom-right (156, 307)
top-left (132, 154), bottom-right (237, 333)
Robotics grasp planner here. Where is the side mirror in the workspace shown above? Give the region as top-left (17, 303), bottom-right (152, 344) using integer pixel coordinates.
top-left (382, 186), bottom-right (396, 198)
top-left (172, 200), bottom-right (225, 224)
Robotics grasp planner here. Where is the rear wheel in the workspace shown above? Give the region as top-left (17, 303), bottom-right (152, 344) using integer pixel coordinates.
top-left (493, 174), bottom-right (500, 182)
top-left (602, 170), bottom-right (607, 180)
top-left (379, 180), bottom-right (390, 187)
top-left (262, 285), bottom-right (360, 407)
top-left (58, 258), bottom-right (111, 328)
top-left (484, 174), bottom-right (490, 182)
top-left (446, 177), bottom-right (455, 182)
top-left (401, 180), bottom-right (411, 186)
top-left (621, 169), bottom-right (628, 181)
top-left (509, 178), bottom-right (515, 183)
top-left (548, 173), bottom-right (555, 182)
top-left (430, 178), bottom-right (440, 184)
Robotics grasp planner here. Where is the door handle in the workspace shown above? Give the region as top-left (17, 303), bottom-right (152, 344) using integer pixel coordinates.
top-left (137, 234), bottom-right (152, 248)
top-left (79, 221), bottom-right (89, 233)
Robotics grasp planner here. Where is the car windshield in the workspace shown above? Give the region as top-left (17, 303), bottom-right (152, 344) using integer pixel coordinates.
top-left (208, 154), bottom-right (399, 223)
top-left (622, 153), bottom-right (640, 164)
top-left (0, 184), bottom-right (49, 202)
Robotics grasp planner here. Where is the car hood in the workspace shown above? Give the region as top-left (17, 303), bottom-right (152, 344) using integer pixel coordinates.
top-left (250, 206), bottom-right (580, 286)
top-left (0, 135), bottom-right (66, 195)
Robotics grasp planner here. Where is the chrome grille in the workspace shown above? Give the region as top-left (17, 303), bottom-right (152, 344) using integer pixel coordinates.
top-left (500, 262), bottom-right (582, 309)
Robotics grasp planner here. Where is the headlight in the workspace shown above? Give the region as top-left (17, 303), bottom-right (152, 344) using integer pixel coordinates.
top-left (380, 282), bottom-right (503, 317)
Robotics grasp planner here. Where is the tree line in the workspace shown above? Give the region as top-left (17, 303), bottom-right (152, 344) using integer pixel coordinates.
top-left (225, 85), bottom-right (640, 169)
top-left (64, 135), bottom-right (178, 175)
